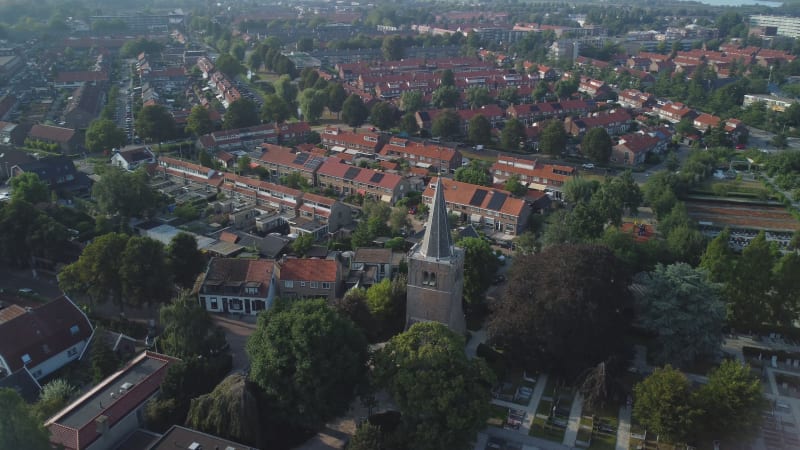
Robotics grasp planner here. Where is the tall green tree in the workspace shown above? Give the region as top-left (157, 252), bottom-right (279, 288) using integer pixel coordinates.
top-left (185, 105), bottom-right (214, 136)
top-left (431, 109), bottom-right (461, 139)
top-left (186, 374), bottom-right (265, 447)
top-left (539, 120), bottom-right (567, 156)
top-left (439, 69), bottom-right (455, 87)
top-left (699, 228), bottom-right (735, 283)
top-left (0, 388), bottom-right (51, 450)
top-left (91, 333), bottom-right (120, 382)
top-left (10, 172), bottom-right (49, 204)
top-left (274, 75), bottom-right (298, 108)
top-left (135, 104), bottom-right (175, 144)
top-left (247, 299), bottom-right (368, 429)
top-left (92, 167), bottom-right (159, 218)
top-left (501, 117), bottom-right (525, 151)
top-left (326, 83), bottom-right (347, 119)
top-left (85, 119), bottom-right (126, 153)
top-left (59, 232), bottom-right (128, 307)
top-left (400, 112), bottom-right (420, 135)
top-left (224, 98), bottom-right (260, 129)
top-left (298, 88), bottom-right (327, 123)
top-left (215, 53), bottom-right (245, 76)
top-left (468, 114), bottom-right (491, 145)
top-left (365, 276), bottom-right (407, 338)
top-left (373, 322), bottom-right (493, 450)
top-left (465, 87), bottom-right (491, 108)
top-left (342, 94), bottom-right (369, 130)
top-left (0, 200), bottom-right (68, 267)
top-left (120, 236), bottom-right (172, 307)
top-left (582, 127), bottom-right (613, 163)
top-left (458, 237), bottom-right (500, 310)
top-left (381, 35), bottom-right (404, 60)
top-left (728, 231), bottom-right (778, 328)
top-left (260, 93), bottom-right (291, 123)
top-left (504, 175), bottom-right (527, 197)
top-left (431, 85), bottom-right (460, 108)
top-left (633, 366), bottom-right (699, 444)
top-left (159, 293), bottom-right (228, 358)
top-left (370, 101), bottom-right (396, 131)
top-left (400, 90), bottom-right (424, 113)
top-left (695, 360), bottom-right (764, 442)
top-left (634, 264), bottom-right (725, 367)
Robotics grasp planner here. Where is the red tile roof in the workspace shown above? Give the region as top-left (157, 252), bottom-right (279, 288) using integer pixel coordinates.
top-left (28, 124), bottom-right (76, 143)
top-left (279, 258), bottom-right (338, 282)
top-left (423, 177), bottom-right (527, 217)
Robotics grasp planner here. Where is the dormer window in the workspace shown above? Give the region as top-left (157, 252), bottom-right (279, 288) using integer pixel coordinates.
top-left (70, 325), bottom-right (80, 335)
top-left (21, 354), bottom-right (31, 365)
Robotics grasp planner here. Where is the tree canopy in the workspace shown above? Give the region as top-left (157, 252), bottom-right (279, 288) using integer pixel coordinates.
top-left (373, 322), bottom-right (494, 450)
top-left (246, 299), bottom-right (368, 429)
top-left (500, 117), bottom-right (525, 151)
top-left (185, 105), bottom-right (214, 136)
top-left (85, 119), bottom-right (126, 153)
top-left (342, 94), bottom-right (369, 129)
top-left (0, 388), bottom-right (51, 450)
top-left (458, 237), bottom-right (500, 310)
top-left (92, 167), bottom-right (159, 218)
top-left (10, 172), bottom-right (49, 204)
top-left (167, 233), bottom-right (206, 289)
top-left (539, 120), bottom-right (568, 156)
top-left (0, 199), bottom-right (69, 268)
top-left (582, 127), bottom-right (613, 163)
top-left (488, 244), bottom-right (632, 378)
top-left (223, 98), bottom-right (260, 129)
top-left (186, 374), bottom-right (265, 446)
top-left (633, 365), bottom-right (699, 444)
top-left (370, 101), bottom-right (396, 131)
top-left (431, 109), bottom-right (461, 139)
top-left (135, 104), bottom-right (175, 144)
top-left (467, 114), bottom-right (491, 145)
top-left (454, 160), bottom-right (491, 186)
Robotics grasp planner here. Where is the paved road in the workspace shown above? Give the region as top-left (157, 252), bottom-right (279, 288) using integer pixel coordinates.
top-left (616, 405), bottom-right (631, 450)
top-left (212, 314), bottom-right (256, 373)
top-left (0, 267), bottom-right (63, 300)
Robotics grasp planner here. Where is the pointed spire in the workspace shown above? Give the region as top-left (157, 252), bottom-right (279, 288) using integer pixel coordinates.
top-left (420, 177), bottom-right (452, 260)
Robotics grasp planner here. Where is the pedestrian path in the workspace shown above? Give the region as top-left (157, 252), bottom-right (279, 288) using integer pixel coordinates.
top-left (521, 373), bottom-right (548, 435)
top-left (562, 393), bottom-right (583, 447)
top-left (616, 405), bottom-right (631, 450)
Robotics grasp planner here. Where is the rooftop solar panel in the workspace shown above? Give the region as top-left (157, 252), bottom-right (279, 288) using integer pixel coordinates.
top-left (469, 189), bottom-right (488, 206)
top-left (486, 191), bottom-right (508, 211)
top-left (293, 153), bottom-right (310, 165)
top-left (370, 173), bottom-right (385, 183)
top-left (344, 167), bottom-right (361, 180)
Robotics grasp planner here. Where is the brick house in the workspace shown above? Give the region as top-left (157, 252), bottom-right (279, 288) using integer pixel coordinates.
top-left (654, 102), bottom-right (696, 123)
top-left (111, 146), bottom-right (155, 171)
top-left (255, 144), bottom-right (326, 186)
top-left (617, 89), bottom-right (655, 109)
top-left (27, 124), bottom-right (83, 153)
top-left (612, 132), bottom-right (663, 165)
top-left (379, 137), bottom-right (462, 173)
top-left (321, 126), bottom-right (385, 155)
top-left (490, 156), bottom-right (575, 199)
top-left (198, 257), bottom-right (277, 315)
top-left (564, 109), bottom-right (632, 137)
top-left (316, 158), bottom-right (409, 204)
top-left (275, 257), bottom-right (343, 301)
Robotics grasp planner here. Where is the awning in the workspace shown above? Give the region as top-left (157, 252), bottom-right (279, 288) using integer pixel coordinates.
top-left (381, 195), bottom-right (393, 203)
top-left (345, 149), bottom-right (359, 155)
top-left (529, 183), bottom-right (548, 191)
top-left (331, 146), bottom-right (345, 152)
top-left (470, 214), bottom-right (482, 223)
top-left (416, 162), bottom-right (432, 169)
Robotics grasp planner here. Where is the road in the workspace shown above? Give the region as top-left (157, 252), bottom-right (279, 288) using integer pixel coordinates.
top-left (0, 267), bottom-right (63, 300)
top-left (747, 127), bottom-right (800, 153)
top-left (212, 314), bottom-right (257, 374)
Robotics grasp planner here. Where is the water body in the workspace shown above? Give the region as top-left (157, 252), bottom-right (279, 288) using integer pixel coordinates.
top-left (679, 0), bottom-right (783, 7)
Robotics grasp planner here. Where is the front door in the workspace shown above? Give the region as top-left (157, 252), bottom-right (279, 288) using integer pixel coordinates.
top-left (223, 298), bottom-right (229, 313)
top-left (245, 300), bottom-right (251, 315)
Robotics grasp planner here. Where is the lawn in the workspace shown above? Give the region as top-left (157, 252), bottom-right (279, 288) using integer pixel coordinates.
top-left (583, 403), bottom-right (620, 450)
top-left (487, 404), bottom-right (508, 427)
top-left (529, 415), bottom-right (567, 442)
top-left (461, 149), bottom-right (498, 163)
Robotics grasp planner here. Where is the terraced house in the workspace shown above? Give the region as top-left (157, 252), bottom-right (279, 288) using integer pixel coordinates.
top-left (316, 157), bottom-right (409, 204)
top-left (255, 143), bottom-right (326, 186)
top-left (379, 137), bottom-right (462, 173)
top-left (321, 126), bottom-right (385, 156)
top-left (490, 156), bottom-right (575, 200)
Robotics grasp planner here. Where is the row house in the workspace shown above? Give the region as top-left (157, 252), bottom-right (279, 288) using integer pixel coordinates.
top-left (578, 77), bottom-right (611, 98)
top-left (111, 146), bottom-right (156, 171)
top-left (693, 113), bottom-right (721, 132)
top-left (221, 173), bottom-right (303, 213)
top-left (321, 127), bottom-right (385, 155)
top-left (617, 89), bottom-right (655, 109)
top-left (297, 192), bottom-right (352, 235)
top-left (507, 100), bottom-right (594, 125)
top-left (612, 131), bottom-right (668, 166)
top-left (157, 156), bottom-right (224, 190)
top-left (416, 105), bottom-right (506, 134)
top-left (564, 109), bottom-right (632, 137)
top-left (422, 177), bottom-right (531, 236)
top-left (52, 70), bottom-right (109, 89)
top-left (27, 124), bottom-right (82, 153)
top-left (379, 137), bottom-right (463, 173)
top-left (255, 144), bottom-right (326, 186)
top-left (650, 60), bottom-right (677, 74)
top-left (275, 257), bottom-right (343, 302)
top-left (208, 71), bottom-right (241, 108)
top-left (490, 156), bottom-right (575, 199)
top-left (654, 102), bottom-right (696, 123)
top-left (197, 122), bottom-right (310, 152)
top-left (198, 258), bottom-right (277, 315)
top-left (316, 157), bottom-right (409, 204)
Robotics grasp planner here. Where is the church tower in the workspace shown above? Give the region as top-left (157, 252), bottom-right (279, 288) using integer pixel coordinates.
top-left (405, 178), bottom-right (466, 334)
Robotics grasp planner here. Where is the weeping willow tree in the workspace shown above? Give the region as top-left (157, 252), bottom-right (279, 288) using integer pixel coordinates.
top-left (186, 374), bottom-right (264, 447)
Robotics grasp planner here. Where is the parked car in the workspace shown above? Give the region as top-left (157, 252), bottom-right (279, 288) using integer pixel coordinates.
top-left (582, 163), bottom-right (595, 169)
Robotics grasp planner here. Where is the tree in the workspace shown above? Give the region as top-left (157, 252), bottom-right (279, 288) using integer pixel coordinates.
top-left (342, 94), bottom-right (369, 130)
top-left (468, 114), bottom-right (491, 145)
top-left (370, 101), bottom-right (396, 131)
top-left (291, 232), bottom-right (315, 256)
top-left (248, 51), bottom-right (263, 71)
top-left (458, 237), bottom-right (500, 310)
top-left (466, 87), bottom-right (491, 108)
top-left (348, 423), bottom-right (386, 450)
top-left (120, 236), bottom-right (172, 307)
top-left (771, 133), bottom-right (788, 149)
top-left (501, 117), bottom-right (525, 151)
top-left (92, 167), bottom-right (158, 218)
top-left (135, 104), bottom-right (175, 144)
top-left (773, 252), bottom-right (800, 324)
top-left (439, 69), bottom-right (455, 87)
top-left (186, 105), bottom-right (213, 136)
top-left (373, 322), bottom-right (494, 450)
top-left (0, 388), bottom-right (51, 450)
top-left (85, 119), bottom-right (126, 153)
top-left (260, 94), bottom-right (291, 123)
top-left (159, 293), bottom-right (228, 359)
top-left (91, 334), bottom-right (119, 382)
top-left (186, 374), bottom-right (265, 447)
top-left (365, 276), bottom-right (407, 338)
top-left (488, 244), bottom-right (632, 378)
top-left (326, 83), bottom-right (347, 119)
top-left (389, 206), bottom-right (410, 235)
top-left (431, 109), bottom-right (461, 139)
top-left (634, 264), bottom-right (725, 367)
top-left (215, 53), bottom-right (244, 76)
top-left (167, 233), bottom-right (206, 289)
top-left (582, 127), bottom-right (613, 163)
top-left (539, 120), bottom-right (568, 156)
top-left (728, 231), bottom-right (778, 328)
top-left (224, 98), bottom-right (260, 129)
top-left (563, 177), bottom-right (600, 204)
top-left (59, 233), bottom-right (128, 308)
top-left (381, 35), bottom-right (404, 60)
top-left (298, 88), bottom-right (326, 123)
top-left (504, 175), bottom-right (527, 197)
top-left (332, 288), bottom-right (376, 342)
top-left (247, 299), bottom-right (368, 429)
top-left (296, 37), bottom-right (314, 52)
top-left (431, 85), bottom-right (460, 108)
top-left (0, 200), bottom-right (69, 268)
top-left (274, 75), bottom-right (298, 108)
top-left (400, 112), bottom-right (420, 135)
top-left (32, 378), bottom-right (77, 420)
top-left (633, 366), bottom-right (699, 444)
top-left (10, 173), bottom-right (48, 204)
top-left (454, 160), bottom-right (491, 186)
top-left (400, 90), bottom-right (424, 113)
top-left (699, 228), bottom-right (735, 283)
top-left (695, 360), bottom-right (765, 441)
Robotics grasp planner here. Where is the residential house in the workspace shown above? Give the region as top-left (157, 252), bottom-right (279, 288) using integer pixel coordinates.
top-left (321, 127), bottom-right (384, 156)
top-left (157, 156), bottom-right (225, 191)
top-left (654, 102), bottom-right (696, 123)
top-left (349, 247), bottom-right (396, 288)
top-left (612, 132), bottom-right (664, 165)
top-left (215, 151), bottom-right (236, 169)
top-left (111, 146), bottom-right (156, 171)
top-left (316, 158), bottom-right (409, 204)
top-left (53, 70), bottom-right (109, 89)
top-left (45, 351), bottom-right (177, 450)
top-left (0, 121), bottom-right (25, 146)
top-left (198, 257), bottom-right (277, 315)
top-left (564, 109), bottom-right (632, 137)
top-left (197, 122), bottom-right (311, 153)
top-left (62, 84), bottom-right (106, 130)
top-left (255, 144), bottom-right (326, 186)
top-left (27, 124), bottom-right (83, 153)
top-left (147, 425), bottom-right (257, 450)
top-left (0, 367), bottom-right (41, 403)
top-left (422, 177), bottom-right (531, 237)
top-left (11, 156), bottom-right (92, 195)
top-left (617, 89), bottom-right (655, 109)
top-left (275, 257), bottom-right (343, 301)
top-left (693, 113), bottom-right (721, 133)
top-left (379, 137), bottom-right (462, 173)
top-left (490, 156), bottom-right (575, 199)
top-left (220, 173), bottom-right (304, 214)
top-left (0, 296), bottom-right (93, 381)
top-left (578, 77), bottom-right (611, 99)
top-left (507, 100), bottom-right (594, 125)
top-left (299, 192), bottom-right (352, 234)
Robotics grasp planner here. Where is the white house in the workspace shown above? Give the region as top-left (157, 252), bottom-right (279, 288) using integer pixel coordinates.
top-left (110, 146), bottom-right (156, 171)
top-left (0, 295), bottom-right (93, 380)
top-left (198, 257), bottom-right (278, 315)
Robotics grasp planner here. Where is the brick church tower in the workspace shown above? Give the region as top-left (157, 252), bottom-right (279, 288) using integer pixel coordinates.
top-left (405, 178), bottom-right (466, 334)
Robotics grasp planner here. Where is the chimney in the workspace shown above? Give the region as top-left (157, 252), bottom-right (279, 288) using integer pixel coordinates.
top-left (95, 415), bottom-right (109, 435)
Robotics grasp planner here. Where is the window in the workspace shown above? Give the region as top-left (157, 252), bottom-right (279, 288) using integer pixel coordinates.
top-left (310, 281), bottom-right (318, 288)
top-left (21, 354), bottom-right (31, 365)
top-left (300, 281), bottom-right (306, 287)
top-left (67, 347), bottom-right (78, 357)
top-left (422, 271), bottom-right (437, 287)
top-left (210, 298), bottom-right (219, 309)
top-left (230, 299), bottom-right (243, 311)
top-left (285, 280), bottom-right (294, 288)
top-left (70, 325), bottom-right (80, 336)
top-left (321, 282), bottom-right (331, 290)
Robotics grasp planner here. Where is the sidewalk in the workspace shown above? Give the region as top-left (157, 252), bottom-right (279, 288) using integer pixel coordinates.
top-left (562, 394), bottom-right (584, 447)
top-left (521, 373), bottom-right (548, 435)
top-left (616, 405), bottom-right (631, 450)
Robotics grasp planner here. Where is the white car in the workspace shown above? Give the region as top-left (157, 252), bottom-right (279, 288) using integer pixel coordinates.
top-left (582, 163), bottom-right (595, 169)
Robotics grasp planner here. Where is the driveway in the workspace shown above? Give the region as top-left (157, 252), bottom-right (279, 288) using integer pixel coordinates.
top-left (212, 315), bottom-right (257, 373)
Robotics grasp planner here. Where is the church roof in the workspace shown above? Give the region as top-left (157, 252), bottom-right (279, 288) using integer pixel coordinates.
top-left (420, 178), bottom-right (452, 260)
